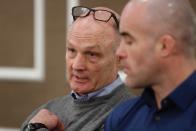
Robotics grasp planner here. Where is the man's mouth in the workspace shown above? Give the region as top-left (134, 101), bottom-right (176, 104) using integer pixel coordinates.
top-left (72, 75), bottom-right (89, 83)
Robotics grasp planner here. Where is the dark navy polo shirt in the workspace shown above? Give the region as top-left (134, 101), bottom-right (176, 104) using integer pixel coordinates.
top-left (105, 71), bottom-right (196, 131)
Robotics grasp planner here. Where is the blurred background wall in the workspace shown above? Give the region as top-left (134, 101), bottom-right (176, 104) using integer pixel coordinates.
top-left (0, 0), bottom-right (195, 130)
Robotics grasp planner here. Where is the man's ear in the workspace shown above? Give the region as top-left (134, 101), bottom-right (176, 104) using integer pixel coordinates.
top-left (157, 35), bottom-right (176, 57)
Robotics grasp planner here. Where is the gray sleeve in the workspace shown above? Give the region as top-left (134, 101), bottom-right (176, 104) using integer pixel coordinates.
top-left (20, 103), bottom-right (49, 131)
top-left (20, 96), bottom-right (64, 131)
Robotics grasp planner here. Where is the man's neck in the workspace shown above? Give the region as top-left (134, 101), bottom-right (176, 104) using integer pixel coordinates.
top-left (152, 59), bottom-right (196, 109)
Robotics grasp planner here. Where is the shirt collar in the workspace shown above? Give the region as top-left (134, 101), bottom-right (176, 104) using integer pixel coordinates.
top-left (141, 87), bottom-right (156, 108)
top-left (71, 76), bottom-right (123, 101)
top-left (141, 71), bottom-right (196, 111)
top-left (169, 71), bottom-right (196, 110)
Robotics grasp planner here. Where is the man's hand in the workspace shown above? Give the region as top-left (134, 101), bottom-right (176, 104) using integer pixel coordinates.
top-left (29, 109), bottom-right (64, 131)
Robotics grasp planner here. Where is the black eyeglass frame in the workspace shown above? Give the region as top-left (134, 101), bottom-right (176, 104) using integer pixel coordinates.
top-left (72, 6), bottom-right (119, 28)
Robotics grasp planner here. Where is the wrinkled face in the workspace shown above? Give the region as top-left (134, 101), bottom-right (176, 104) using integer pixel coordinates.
top-left (116, 3), bottom-right (160, 88)
top-left (66, 21), bottom-right (118, 94)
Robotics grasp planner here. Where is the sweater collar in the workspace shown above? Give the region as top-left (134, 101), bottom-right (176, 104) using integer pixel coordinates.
top-left (71, 76), bottom-right (123, 101)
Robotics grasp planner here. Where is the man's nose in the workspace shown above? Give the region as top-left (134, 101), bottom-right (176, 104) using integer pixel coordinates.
top-left (116, 43), bottom-right (127, 60)
top-left (72, 54), bottom-right (86, 71)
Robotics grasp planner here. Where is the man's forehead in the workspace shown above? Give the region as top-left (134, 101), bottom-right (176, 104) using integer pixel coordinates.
top-left (67, 31), bottom-right (114, 52)
top-left (71, 16), bottom-right (105, 35)
top-left (67, 31), bottom-right (105, 48)
top-left (67, 41), bottom-right (101, 50)
top-left (68, 18), bottom-right (106, 42)
top-left (68, 30), bottom-right (104, 40)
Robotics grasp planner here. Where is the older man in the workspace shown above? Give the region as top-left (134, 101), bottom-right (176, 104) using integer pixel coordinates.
top-left (21, 6), bottom-right (132, 131)
top-left (105, 0), bottom-right (196, 131)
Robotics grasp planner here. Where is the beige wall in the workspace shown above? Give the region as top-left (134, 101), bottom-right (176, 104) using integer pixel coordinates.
top-left (0, 0), bottom-right (195, 128)
top-left (0, 0), bottom-right (67, 128)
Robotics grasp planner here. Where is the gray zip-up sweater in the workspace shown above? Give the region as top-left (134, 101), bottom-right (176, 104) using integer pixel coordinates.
top-left (21, 84), bottom-right (133, 131)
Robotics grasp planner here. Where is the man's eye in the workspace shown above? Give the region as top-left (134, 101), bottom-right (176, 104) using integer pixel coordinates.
top-left (86, 52), bottom-right (98, 57)
top-left (67, 47), bottom-right (76, 58)
top-left (122, 38), bottom-right (133, 45)
top-left (88, 52), bottom-right (96, 56)
top-left (67, 47), bottom-right (75, 52)
top-left (121, 36), bottom-right (134, 46)
top-left (86, 52), bottom-right (100, 62)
